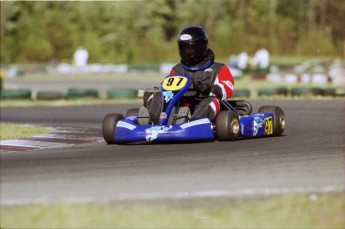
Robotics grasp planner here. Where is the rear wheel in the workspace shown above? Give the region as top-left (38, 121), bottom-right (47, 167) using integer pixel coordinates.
top-left (126, 108), bottom-right (139, 116)
top-left (258, 106), bottom-right (285, 136)
top-left (102, 113), bottom-right (124, 144)
top-left (216, 111), bottom-right (240, 140)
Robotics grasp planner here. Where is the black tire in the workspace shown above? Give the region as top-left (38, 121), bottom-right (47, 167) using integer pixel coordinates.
top-left (322, 88), bottom-right (336, 96)
top-left (257, 87), bottom-right (288, 97)
top-left (126, 108), bottom-right (139, 116)
top-left (258, 106), bottom-right (285, 136)
top-left (102, 113), bottom-right (124, 144)
top-left (36, 91), bottom-right (66, 100)
top-left (221, 100), bottom-right (253, 115)
top-left (236, 100), bottom-right (252, 115)
top-left (277, 87), bottom-right (289, 96)
top-left (216, 111), bottom-right (240, 141)
top-left (67, 88), bottom-right (99, 99)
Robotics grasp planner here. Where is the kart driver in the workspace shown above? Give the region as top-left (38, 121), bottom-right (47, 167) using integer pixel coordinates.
top-left (141, 26), bottom-right (234, 124)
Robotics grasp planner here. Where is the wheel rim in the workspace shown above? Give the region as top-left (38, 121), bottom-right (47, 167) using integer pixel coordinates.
top-left (279, 113), bottom-right (286, 130)
top-left (231, 118), bottom-right (240, 135)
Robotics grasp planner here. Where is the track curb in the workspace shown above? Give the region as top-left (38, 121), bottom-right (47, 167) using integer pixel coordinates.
top-left (0, 126), bottom-right (103, 152)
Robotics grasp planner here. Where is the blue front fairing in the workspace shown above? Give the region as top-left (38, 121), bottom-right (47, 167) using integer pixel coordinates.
top-left (239, 113), bottom-right (274, 137)
top-left (114, 117), bottom-right (214, 143)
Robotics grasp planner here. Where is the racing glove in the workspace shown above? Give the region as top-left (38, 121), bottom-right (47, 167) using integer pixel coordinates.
top-left (192, 79), bottom-right (212, 95)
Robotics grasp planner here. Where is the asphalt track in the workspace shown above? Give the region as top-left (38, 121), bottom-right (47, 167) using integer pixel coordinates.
top-left (1, 99), bottom-right (344, 205)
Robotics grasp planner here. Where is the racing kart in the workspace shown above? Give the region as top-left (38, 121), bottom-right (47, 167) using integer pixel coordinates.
top-left (102, 74), bottom-right (285, 144)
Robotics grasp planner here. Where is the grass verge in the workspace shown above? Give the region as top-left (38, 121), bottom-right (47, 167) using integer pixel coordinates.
top-left (1, 192), bottom-right (344, 228)
top-left (0, 123), bottom-right (51, 140)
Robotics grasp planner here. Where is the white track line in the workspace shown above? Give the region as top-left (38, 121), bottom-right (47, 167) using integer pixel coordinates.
top-left (1, 185), bottom-right (343, 206)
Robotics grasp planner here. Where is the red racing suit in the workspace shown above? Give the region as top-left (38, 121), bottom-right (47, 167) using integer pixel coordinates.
top-left (169, 49), bottom-right (234, 120)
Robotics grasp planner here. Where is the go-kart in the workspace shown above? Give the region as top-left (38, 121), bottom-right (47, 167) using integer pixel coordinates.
top-left (102, 74), bottom-right (285, 144)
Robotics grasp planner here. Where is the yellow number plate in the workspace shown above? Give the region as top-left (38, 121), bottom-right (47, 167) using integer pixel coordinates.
top-left (161, 76), bottom-right (188, 91)
top-left (264, 117), bottom-right (273, 135)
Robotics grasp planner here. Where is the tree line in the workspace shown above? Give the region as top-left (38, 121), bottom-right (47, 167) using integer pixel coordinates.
top-left (1, 0), bottom-right (344, 64)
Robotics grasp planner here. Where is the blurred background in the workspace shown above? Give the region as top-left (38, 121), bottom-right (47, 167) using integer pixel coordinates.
top-left (0, 0), bottom-right (344, 98)
top-left (1, 0), bottom-right (344, 64)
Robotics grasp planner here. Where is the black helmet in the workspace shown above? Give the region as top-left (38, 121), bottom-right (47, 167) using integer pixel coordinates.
top-left (177, 26), bottom-right (208, 66)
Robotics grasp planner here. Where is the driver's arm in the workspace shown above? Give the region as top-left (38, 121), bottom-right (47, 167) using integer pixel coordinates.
top-left (210, 65), bottom-right (234, 100)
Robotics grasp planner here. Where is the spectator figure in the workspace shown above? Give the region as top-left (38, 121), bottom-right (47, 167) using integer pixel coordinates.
top-left (251, 48), bottom-right (270, 72)
top-left (229, 55), bottom-right (238, 68)
top-left (73, 47), bottom-right (89, 67)
top-left (237, 51), bottom-right (249, 70)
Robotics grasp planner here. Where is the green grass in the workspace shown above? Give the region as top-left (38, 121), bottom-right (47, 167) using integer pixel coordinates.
top-left (0, 123), bottom-right (51, 140)
top-left (1, 193), bottom-right (344, 228)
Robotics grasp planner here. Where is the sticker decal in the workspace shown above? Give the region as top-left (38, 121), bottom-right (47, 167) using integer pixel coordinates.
top-left (252, 116), bottom-right (264, 136)
top-left (117, 121), bottom-right (136, 130)
top-left (264, 117), bottom-right (273, 135)
top-left (159, 112), bottom-right (167, 121)
top-left (145, 126), bottom-right (172, 142)
top-left (180, 118), bottom-right (210, 129)
top-left (162, 76), bottom-right (188, 91)
top-left (180, 34), bottom-right (192, 40)
top-left (163, 91), bottom-right (174, 102)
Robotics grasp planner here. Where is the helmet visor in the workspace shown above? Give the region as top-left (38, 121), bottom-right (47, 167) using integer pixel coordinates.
top-left (178, 42), bottom-right (197, 61)
top-left (178, 40), bottom-right (208, 66)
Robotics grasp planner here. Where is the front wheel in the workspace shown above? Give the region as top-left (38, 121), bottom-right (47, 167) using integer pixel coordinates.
top-left (216, 111), bottom-right (240, 141)
top-left (258, 106), bottom-right (285, 136)
top-left (102, 113), bottom-right (124, 144)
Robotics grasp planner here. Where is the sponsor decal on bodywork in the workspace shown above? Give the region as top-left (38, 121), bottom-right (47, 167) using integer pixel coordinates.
top-left (252, 116), bottom-right (264, 136)
top-left (159, 112), bottom-right (167, 121)
top-left (163, 90), bottom-right (174, 102)
top-left (180, 118), bottom-right (210, 129)
top-left (145, 126), bottom-right (172, 142)
top-left (117, 121), bottom-right (136, 130)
